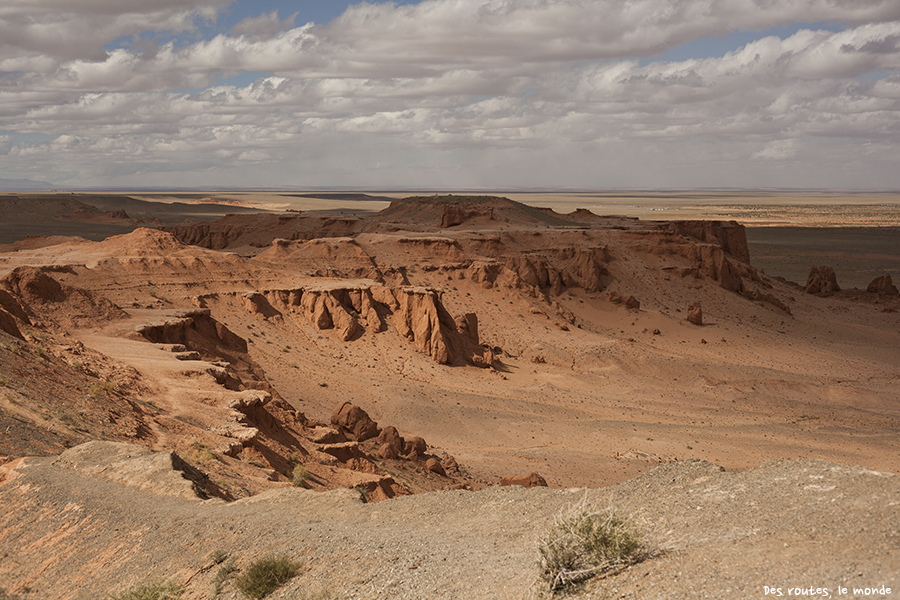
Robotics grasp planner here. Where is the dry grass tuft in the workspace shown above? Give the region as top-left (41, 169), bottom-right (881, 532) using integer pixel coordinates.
top-left (106, 580), bottom-right (183, 600)
top-left (234, 555), bottom-right (302, 599)
top-left (538, 497), bottom-right (657, 593)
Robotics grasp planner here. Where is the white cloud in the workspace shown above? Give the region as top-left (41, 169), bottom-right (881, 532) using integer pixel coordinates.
top-left (231, 10), bottom-right (297, 40)
top-left (1, 1), bottom-right (900, 187)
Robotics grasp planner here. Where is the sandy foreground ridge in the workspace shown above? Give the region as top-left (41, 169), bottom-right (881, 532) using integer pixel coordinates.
top-left (0, 194), bottom-right (897, 599)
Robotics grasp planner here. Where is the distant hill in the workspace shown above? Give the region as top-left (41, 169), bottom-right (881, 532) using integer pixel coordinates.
top-left (0, 177), bottom-right (55, 191)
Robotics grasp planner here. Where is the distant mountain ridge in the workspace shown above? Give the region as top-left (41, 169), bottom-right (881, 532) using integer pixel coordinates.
top-left (0, 177), bottom-right (55, 191)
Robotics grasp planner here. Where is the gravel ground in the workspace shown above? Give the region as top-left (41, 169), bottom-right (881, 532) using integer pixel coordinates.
top-left (0, 452), bottom-right (897, 600)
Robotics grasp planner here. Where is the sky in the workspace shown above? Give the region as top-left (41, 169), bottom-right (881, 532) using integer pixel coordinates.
top-left (1, 0), bottom-right (900, 190)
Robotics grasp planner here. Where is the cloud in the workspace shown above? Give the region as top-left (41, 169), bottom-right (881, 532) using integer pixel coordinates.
top-left (0, 0), bottom-right (230, 64)
top-left (231, 10), bottom-right (297, 40)
top-left (1, 1), bottom-right (900, 187)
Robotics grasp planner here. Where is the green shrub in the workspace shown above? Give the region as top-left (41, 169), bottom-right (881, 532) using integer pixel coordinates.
top-left (106, 580), bottom-right (183, 600)
top-left (234, 555), bottom-right (302, 599)
top-left (538, 500), bottom-right (651, 592)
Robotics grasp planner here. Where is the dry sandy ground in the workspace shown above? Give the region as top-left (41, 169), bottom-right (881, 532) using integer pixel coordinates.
top-left (0, 193), bottom-right (897, 598)
top-left (1, 446), bottom-right (897, 599)
top-left (0, 197), bottom-right (897, 488)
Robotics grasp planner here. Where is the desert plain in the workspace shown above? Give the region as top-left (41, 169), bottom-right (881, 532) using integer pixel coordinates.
top-left (0, 191), bottom-right (898, 599)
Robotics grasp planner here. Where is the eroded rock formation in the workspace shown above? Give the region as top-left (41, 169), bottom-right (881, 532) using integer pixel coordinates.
top-left (868, 274), bottom-right (899, 296)
top-left (806, 265), bottom-right (841, 295)
top-left (242, 283), bottom-right (494, 367)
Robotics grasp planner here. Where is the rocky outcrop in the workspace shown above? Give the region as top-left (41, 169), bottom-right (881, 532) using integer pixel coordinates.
top-left (393, 287), bottom-right (494, 367)
top-left (867, 274), bottom-right (899, 296)
top-left (52, 441), bottom-right (216, 500)
top-left (247, 283), bottom-right (493, 367)
top-left (466, 249), bottom-right (610, 297)
top-left (331, 402), bottom-right (380, 442)
top-left (696, 245), bottom-right (744, 293)
top-left (806, 265), bottom-right (840, 295)
top-left (262, 284), bottom-right (386, 341)
top-left (500, 472), bottom-right (548, 488)
top-left (426, 457), bottom-right (446, 476)
top-left (403, 436), bottom-right (427, 459)
top-left (0, 267), bottom-right (127, 328)
top-left (743, 288), bottom-right (792, 314)
top-left (376, 426), bottom-right (405, 459)
top-left (609, 291), bottom-right (640, 310)
top-left (137, 309), bottom-right (248, 358)
top-left (666, 220), bottom-right (751, 264)
top-left (687, 301), bottom-right (703, 325)
top-left (258, 237), bottom-right (383, 281)
top-left (441, 204), bottom-right (495, 227)
top-left (0, 306), bottom-right (23, 339)
top-left (161, 213), bottom-right (363, 250)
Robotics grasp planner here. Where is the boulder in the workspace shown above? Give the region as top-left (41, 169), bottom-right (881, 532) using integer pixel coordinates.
top-left (376, 426), bottom-right (405, 459)
top-left (500, 472), bottom-right (548, 488)
top-left (609, 291), bottom-right (640, 310)
top-left (443, 455), bottom-right (459, 474)
top-left (379, 443), bottom-right (399, 460)
top-left (805, 265), bottom-right (840, 295)
top-left (330, 402), bottom-right (380, 442)
top-left (403, 436), bottom-right (427, 459)
top-left (0, 307), bottom-right (23, 340)
top-left (867, 274), bottom-right (899, 296)
top-left (425, 457), bottom-right (446, 476)
top-left (687, 301), bottom-right (703, 326)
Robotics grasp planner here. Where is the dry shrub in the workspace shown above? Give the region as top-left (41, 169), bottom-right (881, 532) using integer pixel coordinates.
top-left (106, 580), bottom-right (183, 600)
top-left (234, 555), bottom-right (302, 599)
top-left (292, 464), bottom-right (311, 488)
top-left (538, 498), bottom-right (655, 592)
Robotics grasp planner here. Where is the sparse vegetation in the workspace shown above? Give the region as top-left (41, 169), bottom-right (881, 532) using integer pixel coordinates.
top-left (106, 580), bottom-right (184, 600)
top-left (233, 555), bottom-right (302, 599)
top-left (213, 556), bottom-right (238, 596)
top-left (291, 464), bottom-right (311, 488)
top-left (148, 285), bottom-right (169, 303)
top-left (354, 486), bottom-right (369, 502)
top-left (538, 499), bottom-right (653, 593)
top-left (185, 439), bottom-right (216, 465)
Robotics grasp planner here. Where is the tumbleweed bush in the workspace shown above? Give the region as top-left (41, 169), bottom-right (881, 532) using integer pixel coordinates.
top-left (538, 499), bottom-right (653, 592)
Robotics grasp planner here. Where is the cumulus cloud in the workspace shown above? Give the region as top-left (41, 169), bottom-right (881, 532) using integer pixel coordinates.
top-left (0, 0), bottom-right (230, 64)
top-left (1, 0), bottom-right (900, 187)
top-left (231, 10), bottom-right (297, 39)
